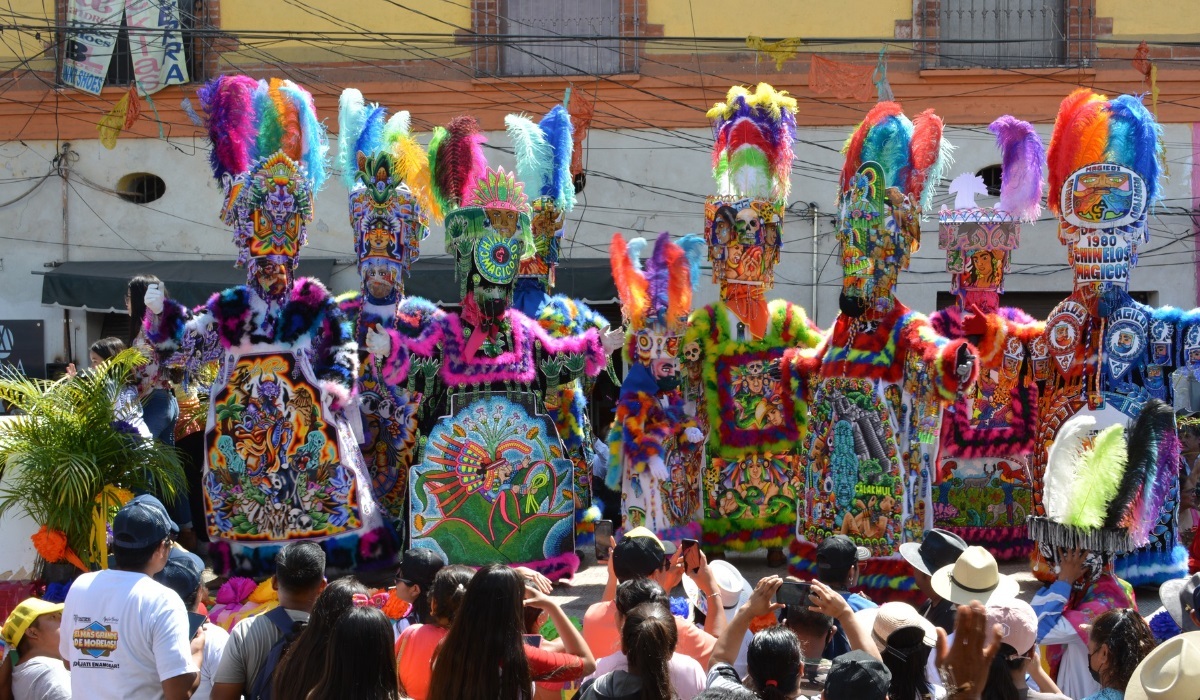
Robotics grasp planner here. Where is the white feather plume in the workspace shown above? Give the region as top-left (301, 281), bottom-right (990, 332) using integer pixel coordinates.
top-left (1044, 414), bottom-right (1097, 521)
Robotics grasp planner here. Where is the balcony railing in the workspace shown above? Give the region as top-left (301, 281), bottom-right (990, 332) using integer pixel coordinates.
top-left (920, 0), bottom-right (1095, 69)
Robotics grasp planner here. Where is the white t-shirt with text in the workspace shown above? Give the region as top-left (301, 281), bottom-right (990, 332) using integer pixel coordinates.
top-left (59, 569), bottom-right (197, 700)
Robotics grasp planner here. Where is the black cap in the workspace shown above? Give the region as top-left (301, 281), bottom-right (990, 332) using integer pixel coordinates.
top-left (816, 535), bottom-right (870, 581)
top-left (154, 548), bottom-right (205, 604)
top-left (898, 528), bottom-right (968, 576)
top-left (397, 547), bottom-right (445, 588)
top-left (129, 494), bottom-right (180, 538)
top-left (612, 529), bottom-right (669, 583)
top-left (826, 650), bottom-right (891, 700)
top-left (112, 500), bottom-right (172, 549)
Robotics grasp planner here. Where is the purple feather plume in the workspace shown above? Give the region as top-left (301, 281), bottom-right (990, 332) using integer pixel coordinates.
top-left (989, 115), bottom-right (1045, 223)
top-left (646, 232), bottom-right (672, 324)
top-left (199, 75), bottom-right (260, 182)
top-left (1135, 429), bottom-right (1179, 546)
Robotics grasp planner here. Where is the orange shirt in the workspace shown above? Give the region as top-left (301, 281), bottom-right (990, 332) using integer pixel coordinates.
top-left (395, 623), bottom-right (447, 700)
top-left (581, 600), bottom-right (716, 668)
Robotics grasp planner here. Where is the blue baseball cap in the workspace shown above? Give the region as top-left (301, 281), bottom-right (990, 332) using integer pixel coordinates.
top-left (154, 548), bottom-right (205, 604)
top-left (112, 500), bottom-right (173, 549)
top-left (128, 494), bottom-right (180, 538)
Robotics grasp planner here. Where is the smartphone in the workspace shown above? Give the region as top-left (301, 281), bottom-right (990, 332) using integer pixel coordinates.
top-left (776, 580), bottom-right (813, 607)
top-left (523, 634), bottom-right (542, 647)
top-left (681, 538), bottom-right (701, 574)
top-left (594, 520), bottom-right (613, 561)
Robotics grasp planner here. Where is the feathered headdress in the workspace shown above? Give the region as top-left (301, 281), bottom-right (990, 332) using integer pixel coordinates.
top-left (198, 75), bottom-right (329, 266)
top-left (989, 115), bottom-right (1046, 222)
top-left (839, 102), bottom-right (953, 212)
top-left (506, 106), bottom-right (576, 286)
top-left (338, 88), bottom-right (438, 299)
top-left (612, 232), bottom-right (703, 343)
top-left (1047, 88), bottom-right (1163, 217)
top-left (1029, 399), bottom-right (1178, 553)
top-left (708, 83), bottom-right (798, 203)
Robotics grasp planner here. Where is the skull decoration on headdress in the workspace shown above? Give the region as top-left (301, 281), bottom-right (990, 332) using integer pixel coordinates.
top-left (337, 89), bottom-right (438, 308)
top-left (611, 233), bottom-right (704, 391)
top-left (504, 106), bottom-right (576, 298)
top-left (198, 76), bottom-right (329, 300)
top-left (938, 116), bottom-right (1044, 315)
top-left (432, 116), bottom-right (534, 314)
top-left (1029, 400), bottom-right (1178, 578)
top-left (836, 103), bottom-right (952, 317)
top-left (1047, 89), bottom-right (1162, 298)
top-left (704, 84), bottom-right (797, 293)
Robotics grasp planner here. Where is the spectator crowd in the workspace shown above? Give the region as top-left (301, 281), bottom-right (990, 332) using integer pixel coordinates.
top-left (0, 500), bottom-right (1194, 700)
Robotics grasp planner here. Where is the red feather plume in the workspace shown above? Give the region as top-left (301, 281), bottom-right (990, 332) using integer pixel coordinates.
top-left (1047, 89), bottom-right (1107, 214)
top-left (435, 115), bottom-right (488, 208)
top-left (840, 102), bottom-right (904, 193)
top-left (906, 108), bottom-right (944, 198)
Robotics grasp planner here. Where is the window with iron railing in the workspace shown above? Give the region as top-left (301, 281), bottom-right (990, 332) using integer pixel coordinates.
top-left (928, 0), bottom-right (1091, 69)
top-left (500, 0), bottom-right (625, 77)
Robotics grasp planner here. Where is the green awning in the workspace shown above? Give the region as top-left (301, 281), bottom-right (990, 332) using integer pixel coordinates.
top-left (40, 259), bottom-right (337, 312)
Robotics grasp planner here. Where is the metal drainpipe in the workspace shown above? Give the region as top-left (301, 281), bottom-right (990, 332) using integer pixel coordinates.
top-left (810, 202), bottom-right (819, 325)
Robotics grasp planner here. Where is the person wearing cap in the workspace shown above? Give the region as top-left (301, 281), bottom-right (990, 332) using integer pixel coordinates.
top-left (211, 541), bottom-right (326, 700)
top-left (59, 498), bottom-right (198, 700)
top-left (824, 650), bottom-right (892, 700)
top-left (390, 547), bottom-right (446, 637)
top-left (584, 527), bottom-right (726, 668)
top-left (1126, 630), bottom-right (1200, 700)
top-left (979, 599), bottom-right (1068, 700)
top-left (853, 603), bottom-right (937, 700)
top-left (1029, 546), bottom-right (1135, 700)
top-left (155, 549), bottom-right (228, 700)
top-left (814, 535), bottom-right (878, 660)
top-left (899, 529), bottom-right (968, 632)
top-left (1, 598), bottom-right (69, 700)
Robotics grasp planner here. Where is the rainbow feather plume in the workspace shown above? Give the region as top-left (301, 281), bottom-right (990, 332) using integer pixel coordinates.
top-left (1117, 400), bottom-right (1177, 545)
top-left (839, 102), bottom-right (903, 196)
top-left (1106, 94), bottom-right (1163, 206)
top-left (1047, 89), bottom-right (1108, 214)
top-left (539, 104), bottom-right (576, 211)
top-left (611, 234), bottom-right (649, 330)
top-left (269, 79), bottom-right (302, 164)
top-left (277, 81), bottom-right (328, 191)
top-left (198, 74), bottom-right (259, 182)
top-left (709, 83), bottom-right (797, 202)
top-left (861, 113), bottom-right (913, 194)
top-left (988, 115), bottom-right (1045, 222)
top-left (253, 80), bottom-right (283, 166)
top-left (1064, 424), bottom-right (1128, 531)
top-left (505, 113), bottom-right (553, 203)
top-left (430, 116), bottom-right (487, 212)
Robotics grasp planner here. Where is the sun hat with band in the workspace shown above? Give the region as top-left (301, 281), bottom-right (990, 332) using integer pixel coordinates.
top-left (1125, 630), bottom-right (1200, 700)
top-left (694, 560), bottom-right (753, 618)
top-left (855, 602), bottom-right (937, 652)
top-left (930, 546), bottom-right (1019, 605)
top-left (1, 598), bottom-right (64, 651)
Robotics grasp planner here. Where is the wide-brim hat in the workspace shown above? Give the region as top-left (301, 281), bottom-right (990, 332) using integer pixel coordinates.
top-left (930, 546), bottom-right (1020, 605)
top-left (898, 529), bottom-right (968, 576)
top-left (1161, 574), bottom-right (1200, 633)
top-left (696, 560), bottom-right (753, 619)
top-left (1126, 631), bottom-right (1200, 700)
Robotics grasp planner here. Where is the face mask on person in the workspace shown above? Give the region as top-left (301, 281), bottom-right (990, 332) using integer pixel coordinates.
top-left (1087, 646), bottom-right (1104, 684)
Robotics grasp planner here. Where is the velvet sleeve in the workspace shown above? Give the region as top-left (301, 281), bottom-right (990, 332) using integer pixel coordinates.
top-left (143, 296), bottom-right (223, 372)
top-left (377, 297), bottom-right (445, 387)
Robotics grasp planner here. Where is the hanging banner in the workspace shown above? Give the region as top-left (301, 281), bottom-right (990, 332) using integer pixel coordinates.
top-left (61, 0), bottom-right (124, 95)
top-left (62, 0), bottom-right (188, 96)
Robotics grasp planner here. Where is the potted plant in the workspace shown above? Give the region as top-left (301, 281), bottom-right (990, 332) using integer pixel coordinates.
top-left (0, 349), bottom-right (184, 580)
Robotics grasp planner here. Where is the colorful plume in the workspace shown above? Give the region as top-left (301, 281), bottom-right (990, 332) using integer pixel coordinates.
top-left (612, 234), bottom-right (649, 331)
top-left (1047, 89), bottom-right (1108, 214)
top-left (539, 105), bottom-right (576, 210)
top-left (505, 113), bottom-right (553, 205)
top-left (839, 102), bottom-right (949, 209)
top-left (430, 115), bottom-right (488, 213)
top-left (1106, 94), bottom-right (1163, 206)
top-left (988, 115), bottom-right (1045, 221)
top-left (708, 83), bottom-right (798, 203)
top-left (1064, 424), bottom-right (1128, 531)
top-left (198, 74), bottom-right (260, 181)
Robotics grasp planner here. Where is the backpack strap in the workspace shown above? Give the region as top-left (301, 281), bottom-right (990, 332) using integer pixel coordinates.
top-left (263, 606), bottom-right (295, 636)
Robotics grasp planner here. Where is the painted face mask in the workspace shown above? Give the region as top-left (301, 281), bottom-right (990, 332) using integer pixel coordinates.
top-left (1059, 164), bottom-right (1148, 296)
top-left (224, 151), bottom-right (314, 286)
top-left (704, 198), bottom-right (783, 292)
top-left (444, 167), bottom-right (534, 304)
top-left (939, 208), bottom-right (1019, 314)
top-left (349, 151), bottom-right (429, 307)
top-left (837, 163), bottom-right (919, 318)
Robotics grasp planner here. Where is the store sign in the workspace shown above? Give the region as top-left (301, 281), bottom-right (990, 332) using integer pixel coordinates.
top-left (61, 0), bottom-right (188, 96)
top-left (0, 321), bottom-right (46, 379)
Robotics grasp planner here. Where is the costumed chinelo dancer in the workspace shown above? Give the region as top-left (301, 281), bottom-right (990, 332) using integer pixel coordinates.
top-left (403, 116), bottom-right (621, 580)
top-left (784, 102), bottom-right (979, 600)
top-left (1028, 400), bottom-right (1177, 700)
top-left (928, 116), bottom-right (1046, 561)
top-left (683, 83), bottom-right (822, 567)
top-left (1032, 89), bottom-right (1188, 586)
top-left (144, 75), bottom-right (393, 576)
top-left (506, 106), bottom-right (618, 551)
top-left (607, 232), bottom-right (706, 540)
top-left (335, 88), bottom-right (444, 541)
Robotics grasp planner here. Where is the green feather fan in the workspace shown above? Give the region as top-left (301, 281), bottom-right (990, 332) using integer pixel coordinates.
top-left (1064, 424), bottom-right (1128, 530)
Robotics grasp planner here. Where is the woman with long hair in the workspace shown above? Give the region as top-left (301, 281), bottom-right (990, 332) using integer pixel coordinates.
top-left (273, 577), bottom-right (370, 700)
top-left (396, 565), bottom-right (474, 700)
top-left (877, 626), bottom-right (934, 700)
top-left (1082, 609), bottom-right (1156, 700)
top-left (580, 602), bottom-right (678, 700)
top-left (426, 565), bottom-right (594, 700)
top-left (306, 605), bottom-right (402, 700)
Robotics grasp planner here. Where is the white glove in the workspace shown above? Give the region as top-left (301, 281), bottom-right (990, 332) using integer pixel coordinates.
top-left (365, 324), bottom-right (391, 357)
top-left (956, 356), bottom-right (975, 382)
top-left (144, 283), bottom-right (164, 315)
top-left (601, 326), bottom-right (626, 354)
top-left (648, 455), bottom-right (668, 481)
top-left (684, 427), bottom-right (704, 444)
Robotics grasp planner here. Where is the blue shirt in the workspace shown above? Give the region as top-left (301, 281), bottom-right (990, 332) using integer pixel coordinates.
top-left (823, 592), bottom-right (877, 659)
